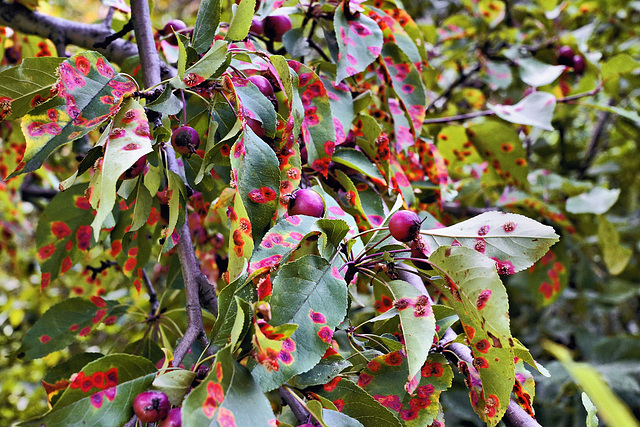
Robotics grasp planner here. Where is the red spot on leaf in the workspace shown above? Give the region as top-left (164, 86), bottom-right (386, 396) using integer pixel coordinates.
top-left (317, 326), bottom-right (333, 343)
top-left (309, 310), bottom-right (326, 323)
top-left (384, 351), bottom-right (404, 366)
top-left (76, 225), bottom-right (92, 250)
top-left (78, 326), bottom-right (91, 337)
top-left (40, 335), bottom-right (51, 344)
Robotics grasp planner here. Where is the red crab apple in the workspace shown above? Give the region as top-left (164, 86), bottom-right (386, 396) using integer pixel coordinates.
top-left (248, 75), bottom-right (275, 98)
top-left (288, 188), bottom-right (324, 217)
top-left (410, 236), bottom-right (431, 270)
top-left (171, 125), bottom-right (200, 156)
top-left (119, 155), bottom-right (147, 180)
top-left (557, 45), bottom-right (574, 67)
top-left (132, 391), bottom-right (170, 423)
top-left (250, 17), bottom-right (264, 35)
top-left (388, 210), bottom-right (421, 242)
top-left (246, 117), bottom-right (266, 139)
top-left (158, 407), bottom-right (182, 427)
top-left (572, 55), bottom-right (586, 74)
top-left (262, 15), bottom-right (292, 42)
top-left (163, 19), bottom-right (187, 45)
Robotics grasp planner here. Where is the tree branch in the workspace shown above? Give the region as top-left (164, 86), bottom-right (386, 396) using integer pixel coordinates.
top-left (578, 99), bottom-right (614, 179)
top-left (0, 1), bottom-right (175, 79)
top-left (279, 386), bottom-right (311, 425)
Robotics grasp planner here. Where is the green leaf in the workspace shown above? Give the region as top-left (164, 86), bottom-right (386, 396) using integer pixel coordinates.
top-left (153, 369), bottom-right (197, 406)
top-left (171, 40), bottom-right (229, 89)
top-left (526, 247), bottom-right (568, 307)
top-left (598, 215), bottom-right (632, 275)
top-left (130, 180), bottom-right (152, 232)
top-left (12, 52), bottom-right (136, 177)
top-left (488, 92), bottom-right (556, 131)
top-left (313, 378), bottom-right (402, 427)
top-left (429, 246), bottom-right (514, 425)
top-left (234, 77), bottom-right (277, 138)
top-left (252, 255), bottom-right (348, 391)
top-left (0, 56), bottom-right (64, 120)
top-left (332, 148), bottom-right (385, 182)
top-left (289, 354), bottom-right (352, 388)
top-left (183, 346), bottom-right (276, 425)
top-left (226, 0), bottom-right (256, 41)
top-left (20, 354), bottom-right (156, 427)
top-left (334, 7), bottom-right (383, 82)
top-left (89, 99), bottom-right (153, 239)
top-left (318, 72), bottom-right (353, 141)
top-left (322, 408), bottom-right (365, 427)
top-left (582, 392), bottom-right (599, 427)
top-left (192, 0), bottom-right (222, 53)
top-left (602, 53), bottom-right (640, 80)
top-left (421, 211), bottom-right (559, 274)
top-left (20, 297), bottom-right (125, 360)
top-left (387, 280), bottom-right (435, 383)
top-left (566, 187), bottom-right (620, 214)
top-left (544, 341), bottom-right (640, 427)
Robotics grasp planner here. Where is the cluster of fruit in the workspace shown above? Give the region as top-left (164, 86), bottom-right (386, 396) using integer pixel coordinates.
top-left (132, 390), bottom-right (180, 426)
top-left (557, 45), bottom-right (586, 75)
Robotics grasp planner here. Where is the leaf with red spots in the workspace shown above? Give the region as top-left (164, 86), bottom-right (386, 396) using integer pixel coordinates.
top-left (428, 246), bottom-right (514, 426)
top-left (467, 121), bottom-right (529, 188)
top-left (487, 92), bottom-right (556, 131)
top-left (43, 352), bottom-right (103, 406)
top-left (497, 188), bottom-right (575, 233)
top-left (332, 148), bottom-right (385, 183)
top-left (35, 184), bottom-right (97, 288)
top-left (312, 378), bottom-right (402, 427)
top-left (289, 60), bottom-right (336, 177)
top-left (367, 6), bottom-right (422, 66)
top-left (318, 71), bottom-right (353, 144)
top-left (10, 52), bottom-right (136, 178)
top-left (436, 125), bottom-right (484, 178)
top-left (251, 255), bottom-right (348, 391)
top-left (183, 346), bottom-right (276, 425)
top-left (335, 170), bottom-right (378, 232)
top-left (233, 76), bottom-right (277, 138)
top-left (525, 247), bottom-right (568, 307)
top-left (414, 137), bottom-right (450, 194)
top-left (170, 40), bottom-right (230, 89)
top-left (21, 354), bottom-right (155, 426)
top-left (0, 56), bottom-right (63, 121)
top-left (20, 297), bottom-right (125, 360)
top-left (356, 352), bottom-right (453, 425)
top-left (389, 156), bottom-right (415, 206)
top-left (88, 99), bottom-right (153, 239)
top-left (230, 129), bottom-right (281, 244)
top-left (388, 280), bottom-right (436, 385)
top-left (228, 192), bottom-right (255, 282)
top-left (334, 4), bottom-right (383, 82)
top-left (421, 211), bottom-right (559, 274)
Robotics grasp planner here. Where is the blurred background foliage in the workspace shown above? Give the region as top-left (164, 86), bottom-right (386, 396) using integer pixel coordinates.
top-left (1, 0), bottom-right (639, 425)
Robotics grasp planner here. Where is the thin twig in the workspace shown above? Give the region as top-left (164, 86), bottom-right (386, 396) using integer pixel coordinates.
top-left (426, 62), bottom-right (481, 114)
top-left (578, 99), bottom-right (614, 178)
top-left (279, 386), bottom-right (311, 425)
top-left (141, 269), bottom-right (159, 316)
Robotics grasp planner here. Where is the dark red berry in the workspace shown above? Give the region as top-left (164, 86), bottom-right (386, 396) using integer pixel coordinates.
top-left (171, 125), bottom-right (200, 156)
top-left (572, 55), bottom-right (586, 74)
top-left (557, 45), bottom-right (574, 67)
top-left (288, 189), bottom-right (324, 217)
top-left (158, 407), bottom-right (182, 427)
top-left (246, 117), bottom-right (266, 139)
top-left (250, 17), bottom-right (264, 36)
top-left (248, 75), bottom-right (275, 98)
top-left (262, 15), bottom-right (292, 42)
top-left (388, 210), bottom-right (421, 242)
top-left (410, 236), bottom-right (431, 270)
top-left (119, 155), bottom-right (147, 180)
top-left (163, 19), bottom-right (187, 45)
top-left (132, 391), bottom-right (170, 423)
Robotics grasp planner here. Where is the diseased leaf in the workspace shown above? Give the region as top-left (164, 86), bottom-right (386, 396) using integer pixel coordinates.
top-left (252, 255), bottom-right (348, 391)
top-left (12, 52), bottom-right (136, 177)
top-left (171, 40), bottom-right (229, 89)
top-left (89, 99), bottom-right (153, 239)
top-left (20, 297), bottom-right (126, 360)
top-left (421, 211), bottom-right (559, 274)
top-left (0, 56), bottom-right (64, 121)
top-left (429, 246), bottom-right (514, 426)
top-left (183, 346), bottom-right (276, 425)
top-left (387, 280), bottom-right (436, 384)
top-left (234, 77), bottom-right (277, 138)
top-left (488, 92), bottom-right (556, 131)
top-left (332, 148), bottom-right (385, 182)
top-left (334, 6), bottom-right (383, 82)
top-left (20, 354), bottom-right (156, 427)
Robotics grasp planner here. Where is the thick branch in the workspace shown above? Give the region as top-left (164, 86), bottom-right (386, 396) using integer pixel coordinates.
top-left (279, 386), bottom-right (311, 425)
top-left (0, 1), bottom-right (174, 79)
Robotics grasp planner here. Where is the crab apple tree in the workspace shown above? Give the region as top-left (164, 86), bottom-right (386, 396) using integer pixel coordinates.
top-left (2, 0), bottom-right (639, 426)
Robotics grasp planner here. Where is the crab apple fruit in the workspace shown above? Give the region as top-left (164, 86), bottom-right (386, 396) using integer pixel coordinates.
top-left (246, 117), bottom-right (266, 139)
top-left (572, 55), bottom-right (586, 74)
top-left (557, 45), bottom-right (574, 66)
top-left (163, 19), bottom-right (187, 45)
top-left (119, 155), bottom-right (147, 180)
top-left (262, 15), bottom-right (292, 42)
top-left (288, 189), bottom-right (324, 217)
top-left (250, 17), bottom-right (264, 35)
top-left (171, 125), bottom-right (200, 156)
top-left (132, 390), bottom-right (170, 423)
top-left (248, 75), bottom-right (275, 98)
top-left (410, 236), bottom-right (431, 270)
top-left (158, 407), bottom-right (182, 427)
top-left (388, 210), bottom-right (421, 242)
